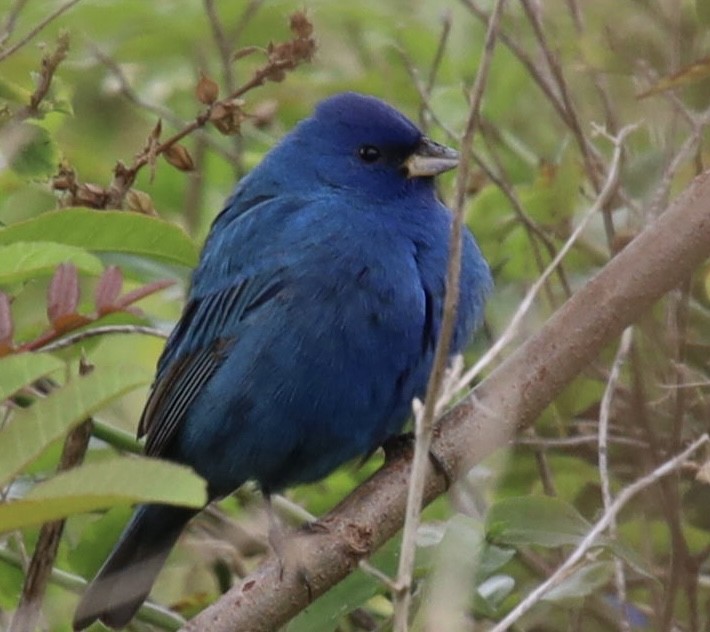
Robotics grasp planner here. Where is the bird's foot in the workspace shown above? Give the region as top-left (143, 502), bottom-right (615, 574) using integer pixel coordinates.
top-left (382, 432), bottom-right (453, 489)
top-left (264, 496), bottom-right (316, 601)
top-left (382, 431), bottom-right (416, 461)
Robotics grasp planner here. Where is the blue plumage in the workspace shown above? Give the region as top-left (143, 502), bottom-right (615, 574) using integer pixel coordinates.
top-left (74, 92), bottom-right (492, 630)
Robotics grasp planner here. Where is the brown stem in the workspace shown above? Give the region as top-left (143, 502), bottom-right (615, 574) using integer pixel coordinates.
top-left (9, 419), bottom-right (92, 632)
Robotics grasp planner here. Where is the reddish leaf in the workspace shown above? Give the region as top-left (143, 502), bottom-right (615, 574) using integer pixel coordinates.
top-left (52, 313), bottom-right (92, 333)
top-left (0, 292), bottom-right (14, 356)
top-left (95, 266), bottom-right (124, 315)
top-left (47, 263), bottom-right (80, 327)
top-left (114, 279), bottom-right (175, 310)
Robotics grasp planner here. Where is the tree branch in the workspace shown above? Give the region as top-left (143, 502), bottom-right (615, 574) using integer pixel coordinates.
top-left (181, 162), bottom-right (710, 632)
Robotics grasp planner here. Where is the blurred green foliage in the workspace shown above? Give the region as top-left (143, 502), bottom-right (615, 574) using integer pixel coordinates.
top-left (2, 0), bottom-right (710, 630)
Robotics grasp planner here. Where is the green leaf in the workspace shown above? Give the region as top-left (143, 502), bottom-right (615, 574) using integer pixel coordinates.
top-left (0, 352), bottom-right (65, 402)
top-left (477, 544), bottom-right (516, 579)
top-left (0, 77), bottom-right (32, 104)
top-left (486, 496), bottom-right (592, 548)
top-left (8, 124), bottom-right (59, 178)
top-left (0, 209), bottom-right (198, 267)
top-left (0, 364), bottom-right (151, 486)
top-left (67, 505), bottom-right (132, 577)
top-left (607, 540), bottom-right (655, 580)
top-left (0, 241), bottom-right (103, 285)
top-left (486, 496), bottom-right (655, 579)
top-left (0, 457), bottom-right (206, 533)
top-left (541, 561), bottom-right (615, 602)
top-left (477, 574), bottom-right (516, 608)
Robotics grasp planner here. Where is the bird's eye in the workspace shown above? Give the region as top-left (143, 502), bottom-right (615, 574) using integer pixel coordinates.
top-left (358, 145), bottom-right (381, 163)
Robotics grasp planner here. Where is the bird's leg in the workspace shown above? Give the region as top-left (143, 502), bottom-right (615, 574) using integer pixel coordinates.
top-left (382, 433), bottom-right (453, 489)
top-left (263, 493), bottom-right (289, 580)
top-left (263, 493), bottom-right (315, 600)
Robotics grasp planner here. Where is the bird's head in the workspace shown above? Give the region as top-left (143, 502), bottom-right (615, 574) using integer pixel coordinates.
top-left (265, 92), bottom-right (458, 201)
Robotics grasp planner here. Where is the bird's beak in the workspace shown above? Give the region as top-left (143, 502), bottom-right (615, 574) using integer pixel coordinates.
top-left (404, 137), bottom-right (459, 178)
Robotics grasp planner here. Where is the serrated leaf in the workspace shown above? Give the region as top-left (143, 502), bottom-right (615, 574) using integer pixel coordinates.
top-left (0, 457), bottom-right (206, 533)
top-left (0, 242), bottom-right (103, 285)
top-left (0, 209), bottom-right (198, 267)
top-left (486, 496), bottom-right (591, 548)
top-left (0, 352), bottom-right (65, 402)
top-left (542, 561), bottom-right (615, 602)
top-left (0, 365), bottom-right (151, 486)
top-left (9, 124), bottom-right (59, 178)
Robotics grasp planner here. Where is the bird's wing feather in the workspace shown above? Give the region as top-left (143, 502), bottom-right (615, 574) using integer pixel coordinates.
top-left (138, 273), bottom-right (287, 457)
top-left (136, 190), bottom-right (301, 457)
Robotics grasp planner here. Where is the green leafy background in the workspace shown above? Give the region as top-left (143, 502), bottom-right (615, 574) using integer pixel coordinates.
top-left (1, 0), bottom-right (709, 630)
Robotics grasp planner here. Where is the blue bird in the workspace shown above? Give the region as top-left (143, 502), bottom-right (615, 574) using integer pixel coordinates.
top-left (73, 92), bottom-right (492, 629)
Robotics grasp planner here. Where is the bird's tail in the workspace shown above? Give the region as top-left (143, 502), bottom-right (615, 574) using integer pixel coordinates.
top-left (73, 503), bottom-right (199, 630)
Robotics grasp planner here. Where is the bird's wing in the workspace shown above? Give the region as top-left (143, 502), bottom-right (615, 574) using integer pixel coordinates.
top-left (137, 271), bottom-right (288, 457)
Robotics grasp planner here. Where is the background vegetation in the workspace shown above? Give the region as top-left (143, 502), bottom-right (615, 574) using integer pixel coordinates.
top-left (1, 0), bottom-right (710, 630)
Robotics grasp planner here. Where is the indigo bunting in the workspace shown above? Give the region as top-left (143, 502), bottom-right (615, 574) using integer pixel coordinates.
top-left (73, 92), bottom-right (492, 629)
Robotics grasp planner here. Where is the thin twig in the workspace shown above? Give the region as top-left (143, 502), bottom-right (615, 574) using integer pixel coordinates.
top-left (203, 0), bottom-right (244, 175)
top-left (90, 44), bottom-right (239, 164)
top-left (392, 2), bottom-right (507, 629)
top-left (36, 324), bottom-right (169, 353)
top-left (0, 0), bottom-right (82, 63)
top-left (489, 434), bottom-right (710, 632)
top-left (204, 0), bottom-right (235, 92)
top-left (12, 32), bottom-right (70, 122)
top-left (519, 0), bottom-right (602, 193)
top-left (417, 10), bottom-right (452, 132)
top-left (472, 143), bottom-right (571, 301)
top-left (455, 123), bottom-right (637, 393)
top-left (646, 109), bottom-right (710, 219)
top-left (105, 18), bottom-right (315, 208)
top-left (0, 0), bottom-right (30, 48)
top-left (459, 0), bottom-right (570, 128)
top-left (517, 434), bottom-right (647, 450)
top-left (399, 51), bottom-right (458, 142)
top-left (229, 0), bottom-right (265, 45)
top-left (598, 327), bottom-right (634, 632)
